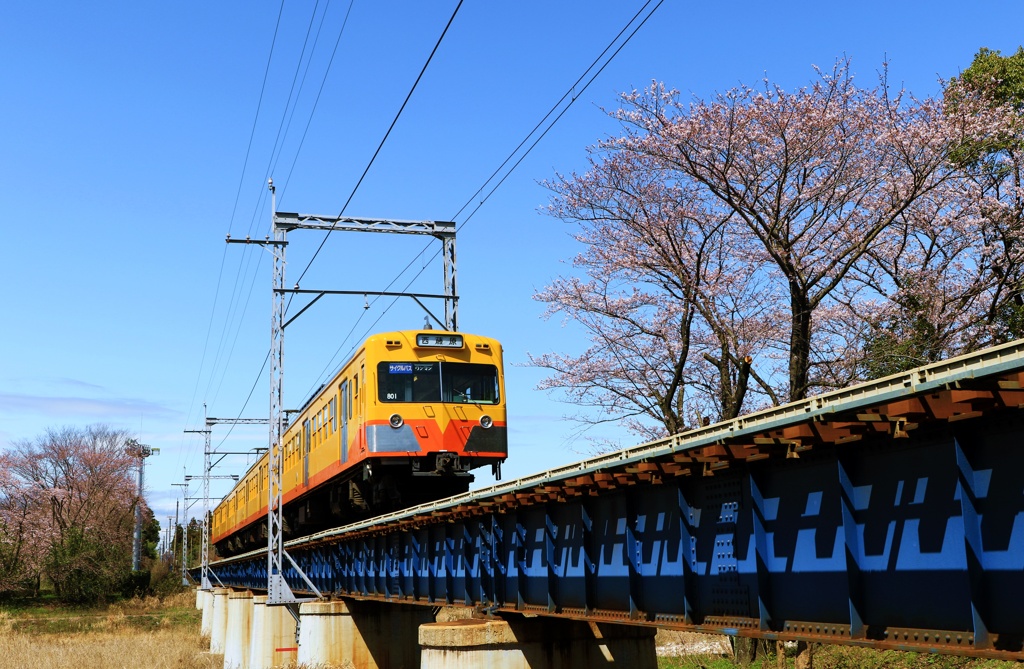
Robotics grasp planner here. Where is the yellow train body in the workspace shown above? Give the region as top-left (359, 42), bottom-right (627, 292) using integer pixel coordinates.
top-left (211, 330), bottom-right (507, 554)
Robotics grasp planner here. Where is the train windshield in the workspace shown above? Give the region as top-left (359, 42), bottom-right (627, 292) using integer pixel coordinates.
top-left (378, 361), bottom-right (499, 404)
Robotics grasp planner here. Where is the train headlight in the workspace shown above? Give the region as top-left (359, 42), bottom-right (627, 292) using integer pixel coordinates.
top-left (389, 413), bottom-right (404, 429)
top-left (479, 415), bottom-right (493, 429)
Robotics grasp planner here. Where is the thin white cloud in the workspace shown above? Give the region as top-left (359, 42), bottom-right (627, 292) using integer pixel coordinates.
top-left (3, 376), bottom-right (107, 392)
top-left (0, 392), bottom-right (179, 420)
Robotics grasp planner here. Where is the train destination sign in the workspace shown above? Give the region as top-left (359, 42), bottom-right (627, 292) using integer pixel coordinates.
top-left (415, 333), bottom-right (463, 348)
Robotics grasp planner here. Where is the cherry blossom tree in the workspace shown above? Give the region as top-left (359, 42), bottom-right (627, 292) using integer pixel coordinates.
top-left (948, 48), bottom-right (1024, 338)
top-left (534, 136), bottom-right (781, 440)
top-left (839, 66), bottom-right (1024, 378)
top-left (0, 459), bottom-right (52, 594)
top-left (1, 425), bottom-right (143, 602)
top-left (615, 62), bottom-right (984, 400)
top-left (536, 60), bottom-right (1015, 439)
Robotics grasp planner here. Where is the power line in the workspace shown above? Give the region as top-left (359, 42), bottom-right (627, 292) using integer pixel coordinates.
top-left (384, 0), bottom-right (664, 297)
top-left (213, 350), bottom-right (271, 451)
top-left (293, 0), bottom-right (465, 288)
top-left (306, 0), bottom-right (666, 386)
top-left (191, 2), bottom-right (343, 465)
top-left (180, 2), bottom-right (286, 474)
top-left (278, 0), bottom-right (358, 205)
top-left (287, 0), bottom-right (467, 403)
top-left (200, 0), bottom-right (358, 431)
top-left (195, 0), bottom-right (664, 474)
top-left (229, 0), bottom-right (288, 239)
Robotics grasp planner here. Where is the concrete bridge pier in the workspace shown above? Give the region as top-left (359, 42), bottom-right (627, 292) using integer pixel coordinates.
top-left (418, 616), bottom-right (658, 669)
top-left (195, 587), bottom-right (204, 610)
top-left (209, 587), bottom-right (232, 654)
top-left (200, 590), bottom-right (214, 639)
top-left (296, 599), bottom-right (434, 669)
top-left (223, 590), bottom-right (253, 669)
top-left (248, 595), bottom-right (298, 669)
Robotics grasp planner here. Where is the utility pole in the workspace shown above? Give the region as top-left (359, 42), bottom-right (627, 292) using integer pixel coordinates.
top-left (225, 178), bottom-right (458, 617)
top-left (185, 404), bottom-right (266, 590)
top-left (173, 500), bottom-right (179, 571)
top-left (179, 490), bottom-right (219, 585)
top-left (172, 482), bottom-right (189, 585)
top-left (127, 439), bottom-right (159, 572)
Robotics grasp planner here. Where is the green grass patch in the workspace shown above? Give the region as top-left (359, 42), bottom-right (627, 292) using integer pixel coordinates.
top-left (659, 655), bottom-right (748, 669)
top-left (656, 642), bottom-right (1021, 669)
top-left (0, 591), bottom-right (200, 636)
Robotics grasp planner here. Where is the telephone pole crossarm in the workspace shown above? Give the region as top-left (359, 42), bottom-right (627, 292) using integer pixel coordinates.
top-left (272, 212), bottom-right (454, 239)
top-left (206, 417), bottom-right (270, 426)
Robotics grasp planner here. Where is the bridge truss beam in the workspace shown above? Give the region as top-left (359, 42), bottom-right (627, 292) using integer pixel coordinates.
top-left (202, 339), bottom-right (1024, 661)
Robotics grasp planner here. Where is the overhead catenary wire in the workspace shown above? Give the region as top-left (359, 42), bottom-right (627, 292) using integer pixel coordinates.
top-left (193, 0), bottom-right (459, 473)
top-left (245, 0), bottom-right (344, 236)
top-left (292, 0), bottom-right (465, 289)
top-left (230, 0), bottom-right (288, 240)
top-left (299, 0), bottom-right (665, 398)
top-left (277, 0), bottom-right (358, 205)
top-left (368, 0), bottom-right (663, 303)
top-left (211, 0), bottom-right (455, 445)
top-left (192, 0), bottom-right (664, 486)
top-left (178, 0), bottom-right (286, 474)
top-left (188, 1), bottom-right (356, 469)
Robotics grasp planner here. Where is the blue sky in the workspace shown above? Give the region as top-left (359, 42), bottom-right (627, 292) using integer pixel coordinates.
top-left (2, 1), bottom-right (1022, 527)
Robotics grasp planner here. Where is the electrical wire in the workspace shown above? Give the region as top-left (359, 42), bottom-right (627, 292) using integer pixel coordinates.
top-left (179, 0), bottom-right (287, 474)
top-left (194, 1), bottom-right (350, 462)
top-left (229, 0), bottom-right (288, 239)
top-left (364, 0), bottom-right (662, 310)
top-left (284, 0), bottom-right (467, 402)
top-left (301, 0), bottom-right (665, 393)
top-left (292, 0), bottom-right (465, 289)
top-left (195, 0), bottom-right (664, 479)
top-left (278, 0), bottom-right (357, 205)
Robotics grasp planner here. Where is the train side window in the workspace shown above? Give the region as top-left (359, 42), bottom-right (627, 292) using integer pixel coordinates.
top-left (330, 398), bottom-right (336, 433)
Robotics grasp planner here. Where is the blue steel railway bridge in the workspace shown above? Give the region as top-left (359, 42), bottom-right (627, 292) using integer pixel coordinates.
top-left (198, 339), bottom-right (1024, 662)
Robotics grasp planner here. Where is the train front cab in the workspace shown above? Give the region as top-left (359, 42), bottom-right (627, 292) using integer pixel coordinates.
top-left (348, 330), bottom-right (508, 508)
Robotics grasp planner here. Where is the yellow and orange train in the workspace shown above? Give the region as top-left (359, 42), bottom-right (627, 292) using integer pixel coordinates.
top-left (211, 329), bottom-right (507, 555)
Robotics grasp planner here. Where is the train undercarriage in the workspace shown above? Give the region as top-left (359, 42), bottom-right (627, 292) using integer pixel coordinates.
top-left (215, 453), bottom-right (477, 556)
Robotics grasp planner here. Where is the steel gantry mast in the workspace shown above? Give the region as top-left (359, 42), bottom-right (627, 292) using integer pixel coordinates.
top-left (185, 404), bottom-right (267, 590)
top-left (226, 177), bottom-right (458, 609)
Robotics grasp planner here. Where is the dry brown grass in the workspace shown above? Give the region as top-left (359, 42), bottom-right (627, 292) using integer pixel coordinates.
top-left (0, 628), bottom-right (222, 669)
top-left (0, 590), bottom-right (218, 669)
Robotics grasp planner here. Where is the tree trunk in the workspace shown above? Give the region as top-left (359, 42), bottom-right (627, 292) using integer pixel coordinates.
top-left (734, 637), bottom-right (757, 667)
top-left (794, 641), bottom-right (813, 669)
top-left (789, 286), bottom-right (812, 401)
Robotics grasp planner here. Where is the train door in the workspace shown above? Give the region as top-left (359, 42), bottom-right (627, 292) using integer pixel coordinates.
top-left (340, 381), bottom-right (349, 463)
top-left (302, 419), bottom-right (311, 487)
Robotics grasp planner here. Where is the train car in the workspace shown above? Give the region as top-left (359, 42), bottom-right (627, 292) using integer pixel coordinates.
top-left (211, 329), bottom-right (507, 555)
